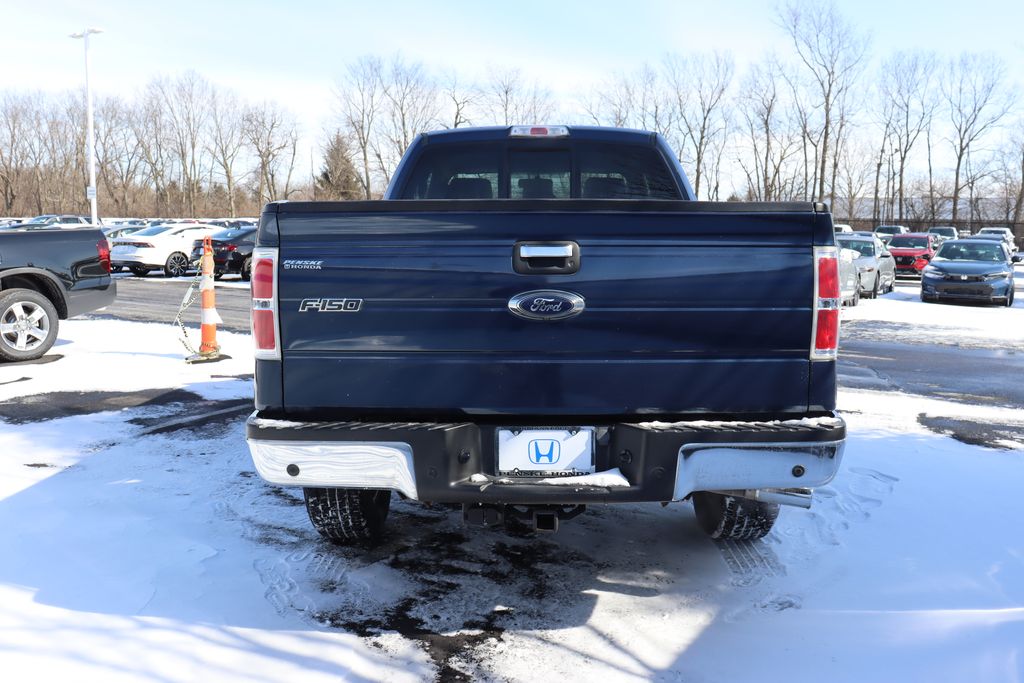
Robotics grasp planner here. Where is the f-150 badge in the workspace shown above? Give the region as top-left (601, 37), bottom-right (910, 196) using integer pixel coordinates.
top-left (508, 290), bottom-right (584, 321)
top-left (298, 298), bottom-right (362, 312)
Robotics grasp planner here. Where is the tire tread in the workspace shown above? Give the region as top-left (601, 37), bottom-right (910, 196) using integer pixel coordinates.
top-left (692, 491), bottom-right (780, 541)
top-left (303, 487), bottom-right (390, 544)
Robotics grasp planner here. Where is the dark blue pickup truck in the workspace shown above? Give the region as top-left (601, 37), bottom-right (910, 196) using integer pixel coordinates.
top-left (245, 126), bottom-right (845, 543)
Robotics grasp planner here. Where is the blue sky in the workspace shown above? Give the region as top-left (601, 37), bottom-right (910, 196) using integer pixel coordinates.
top-left (4, 0), bottom-right (1023, 143)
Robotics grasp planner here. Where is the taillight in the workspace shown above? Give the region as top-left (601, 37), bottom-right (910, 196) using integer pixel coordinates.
top-left (811, 246), bottom-right (840, 360)
top-left (96, 239), bottom-right (111, 274)
top-left (251, 247), bottom-right (279, 360)
top-left (225, 244), bottom-right (237, 251)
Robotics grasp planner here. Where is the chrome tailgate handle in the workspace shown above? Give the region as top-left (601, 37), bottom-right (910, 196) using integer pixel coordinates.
top-left (519, 244), bottom-right (573, 259)
top-left (513, 241), bottom-right (580, 275)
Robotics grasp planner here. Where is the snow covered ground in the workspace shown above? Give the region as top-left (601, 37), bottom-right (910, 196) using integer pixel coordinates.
top-left (841, 267), bottom-right (1024, 350)
top-left (0, 297), bottom-right (1022, 681)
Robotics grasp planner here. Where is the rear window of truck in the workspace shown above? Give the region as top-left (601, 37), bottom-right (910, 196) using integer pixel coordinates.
top-left (399, 142), bottom-right (682, 200)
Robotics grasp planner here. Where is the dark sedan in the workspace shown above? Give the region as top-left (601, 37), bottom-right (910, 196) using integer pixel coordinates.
top-left (921, 239), bottom-right (1020, 306)
top-left (190, 227), bottom-right (256, 280)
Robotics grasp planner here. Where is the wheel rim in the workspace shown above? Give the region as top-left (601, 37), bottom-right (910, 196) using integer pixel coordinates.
top-left (167, 253), bottom-right (187, 276)
top-left (0, 301), bottom-right (50, 352)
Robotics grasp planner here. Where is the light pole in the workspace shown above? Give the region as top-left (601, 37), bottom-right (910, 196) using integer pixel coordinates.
top-left (69, 28), bottom-right (103, 226)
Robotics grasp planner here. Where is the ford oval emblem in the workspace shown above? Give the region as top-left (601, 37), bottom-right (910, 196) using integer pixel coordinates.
top-left (508, 290), bottom-right (585, 321)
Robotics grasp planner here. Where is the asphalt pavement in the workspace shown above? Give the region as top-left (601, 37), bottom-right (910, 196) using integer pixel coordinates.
top-left (102, 274), bottom-right (252, 332)
top-left (839, 339), bottom-right (1024, 408)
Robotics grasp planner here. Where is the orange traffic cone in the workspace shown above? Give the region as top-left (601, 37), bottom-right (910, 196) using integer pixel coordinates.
top-left (186, 235), bottom-right (225, 364)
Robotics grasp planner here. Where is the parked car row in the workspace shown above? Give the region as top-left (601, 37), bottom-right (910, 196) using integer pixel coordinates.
top-left (0, 214), bottom-right (95, 230)
top-left (832, 223), bottom-right (1018, 251)
top-left (106, 222), bottom-right (256, 279)
top-left (835, 227), bottom-right (1019, 307)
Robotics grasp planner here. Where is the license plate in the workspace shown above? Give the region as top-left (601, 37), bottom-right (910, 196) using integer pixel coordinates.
top-left (497, 428), bottom-right (595, 477)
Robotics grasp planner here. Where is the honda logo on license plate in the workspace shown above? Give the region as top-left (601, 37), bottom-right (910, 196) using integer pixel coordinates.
top-left (528, 439), bottom-right (560, 465)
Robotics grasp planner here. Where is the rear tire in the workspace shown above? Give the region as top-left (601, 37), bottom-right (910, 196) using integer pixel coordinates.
top-left (164, 252), bottom-right (189, 278)
top-left (129, 265), bottom-right (149, 277)
top-left (692, 491), bottom-right (779, 541)
top-left (241, 257), bottom-right (252, 282)
top-left (0, 288), bottom-right (59, 362)
top-left (303, 487), bottom-right (391, 544)
top-left (867, 275), bottom-right (879, 299)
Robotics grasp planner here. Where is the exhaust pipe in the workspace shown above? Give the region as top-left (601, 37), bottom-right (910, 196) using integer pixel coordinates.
top-left (720, 488), bottom-right (813, 509)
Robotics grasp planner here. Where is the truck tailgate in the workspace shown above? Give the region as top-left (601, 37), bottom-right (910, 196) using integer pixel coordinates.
top-left (270, 201), bottom-right (819, 417)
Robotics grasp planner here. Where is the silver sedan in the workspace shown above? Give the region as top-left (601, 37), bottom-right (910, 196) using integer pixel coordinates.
top-left (836, 235), bottom-right (896, 299)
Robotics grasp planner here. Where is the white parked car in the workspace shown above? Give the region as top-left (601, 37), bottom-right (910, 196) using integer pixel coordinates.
top-left (977, 227), bottom-right (1016, 252)
top-left (110, 223), bottom-right (222, 277)
top-left (8, 214), bottom-right (94, 229)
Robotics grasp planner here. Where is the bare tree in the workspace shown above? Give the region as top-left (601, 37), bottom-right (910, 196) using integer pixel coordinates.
top-left (373, 56), bottom-right (439, 184)
top-left (244, 101), bottom-right (299, 206)
top-left (95, 96), bottom-right (143, 215)
top-left (483, 67), bottom-right (554, 126)
top-left (879, 52), bottom-right (938, 220)
top-left (439, 70), bottom-right (478, 129)
top-left (133, 79), bottom-right (174, 215)
top-left (583, 71), bottom-right (636, 128)
top-left (666, 53), bottom-right (733, 199)
top-left (0, 93), bottom-right (35, 213)
top-left (1009, 126), bottom-right (1024, 230)
top-left (836, 137), bottom-right (873, 221)
top-left (736, 58), bottom-right (799, 201)
top-left (586, 63), bottom-right (674, 141)
top-left (782, 64), bottom-right (822, 200)
top-left (778, 0), bottom-right (869, 202)
top-left (336, 56), bottom-right (383, 199)
top-left (36, 93), bottom-right (85, 214)
top-left (158, 71), bottom-right (211, 217)
top-left (943, 52), bottom-right (1013, 224)
top-left (827, 91), bottom-right (853, 211)
top-left (207, 87), bottom-right (246, 217)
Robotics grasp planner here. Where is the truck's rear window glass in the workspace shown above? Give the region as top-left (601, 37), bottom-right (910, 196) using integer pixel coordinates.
top-left (510, 150), bottom-right (570, 199)
top-left (402, 145), bottom-right (502, 200)
top-left (578, 145), bottom-right (680, 199)
top-left (399, 141), bottom-right (681, 200)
